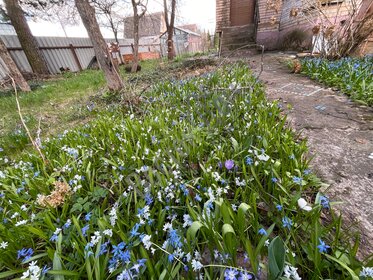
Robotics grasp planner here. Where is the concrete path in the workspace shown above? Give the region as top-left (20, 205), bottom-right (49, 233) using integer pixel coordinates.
top-left (250, 52), bottom-right (373, 257)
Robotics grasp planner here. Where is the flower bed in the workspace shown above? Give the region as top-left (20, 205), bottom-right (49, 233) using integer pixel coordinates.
top-left (301, 57), bottom-right (373, 106)
top-left (0, 64), bottom-right (370, 279)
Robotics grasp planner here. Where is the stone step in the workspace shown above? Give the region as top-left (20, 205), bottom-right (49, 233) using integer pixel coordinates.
top-left (221, 42), bottom-right (256, 52)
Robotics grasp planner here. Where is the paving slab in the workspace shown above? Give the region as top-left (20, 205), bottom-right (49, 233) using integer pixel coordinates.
top-left (248, 52), bottom-right (373, 257)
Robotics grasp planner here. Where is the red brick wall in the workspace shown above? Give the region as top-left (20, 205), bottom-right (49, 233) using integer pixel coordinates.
top-left (230, 0), bottom-right (256, 25)
top-left (123, 52), bottom-right (160, 64)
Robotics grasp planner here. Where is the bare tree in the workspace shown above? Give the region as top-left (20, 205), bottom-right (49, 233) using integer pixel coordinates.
top-left (21, 0), bottom-right (79, 38)
top-left (131, 0), bottom-right (147, 72)
top-left (3, 0), bottom-right (50, 74)
top-left (75, 0), bottom-right (123, 92)
top-left (0, 36), bottom-right (30, 91)
top-left (93, 0), bottom-right (129, 64)
top-left (295, 0), bottom-right (373, 57)
top-left (163, 0), bottom-right (176, 60)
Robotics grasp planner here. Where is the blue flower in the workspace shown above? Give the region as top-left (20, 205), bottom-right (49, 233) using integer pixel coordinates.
top-left (282, 216), bottom-right (293, 229)
top-left (168, 229), bottom-right (182, 248)
top-left (195, 194), bottom-right (202, 202)
top-left (317, 238), bottom-right (330, 253)
top-left (118, 250), bottom-right (131, 262)
top-left (224, 268), bottom-right (239, 280)
top-left (303, 169), bottom-right (311, 175)
top-left (50, 234), bottom-right (58, 242)
top-left (17, 248), bottom-right (33, 262)
top-left (42, 265), bottom-right (51, 275)
top-left (276, 204), bottom-right (283, 211)
top-left (320, 195), bottom-right (330, 209)
top-left (99, 241), bottom-right (110, 256)
top-left (81, 224), bottom-right (89, 237)
top-left (168, 254), bottom-right (174, 263)
top-left (112, 242), bottom-right (126, 257)
top-left (258, 228), bottom-right (267, 235)
top-left (245, 157), bottom-right (253, 165)
top-left (145, 193), bottom-right (153, 205)
top-left (85, 212), bottom-right (92, 221)
top-left (292, 176), bottom-right (302, 185)
top-left (62, 219), bottom-right (71, 230)
top-left (271, 177), bottom-right (278, 183)
top-left (239, 271), bottom-right (253, 280)
top-left (130, 223), bottom-right (141, 238)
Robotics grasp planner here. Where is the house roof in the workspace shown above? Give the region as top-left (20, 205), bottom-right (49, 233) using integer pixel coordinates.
top-left (160, 26), bottom-right (201, 38)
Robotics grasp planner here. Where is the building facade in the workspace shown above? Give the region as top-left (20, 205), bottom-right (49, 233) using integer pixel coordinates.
top-left (216, 0), bottom-right (373, 53)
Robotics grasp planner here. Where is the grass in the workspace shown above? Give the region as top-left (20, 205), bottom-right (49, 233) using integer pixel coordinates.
top-left (0, 58), bottom-right (207, 157)
top-left (0, 63), bottom-right (371, 279)
top-left (300, 56), bottom-right (373, 106)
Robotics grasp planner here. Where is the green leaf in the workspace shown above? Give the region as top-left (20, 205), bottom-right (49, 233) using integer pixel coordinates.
top-left (324, 254), bottom-right (359, 280)
top-left (0, 270), bottom-right (23, 279)
top-left (268, 236), bottom-right (285, 280)
top-left (187, 221), bottom-right (204, 242)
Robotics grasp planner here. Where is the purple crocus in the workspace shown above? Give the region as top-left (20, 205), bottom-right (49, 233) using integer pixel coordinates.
top-left (225, 160), bottom-right (234, 170)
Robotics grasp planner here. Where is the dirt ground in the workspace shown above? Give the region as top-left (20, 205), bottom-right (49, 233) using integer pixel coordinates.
top-left (237, 51), bottom-right (373, 258)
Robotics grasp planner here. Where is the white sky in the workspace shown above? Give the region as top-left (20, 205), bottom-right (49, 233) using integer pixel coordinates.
top-left (28, 0), bottom-right (216, 38)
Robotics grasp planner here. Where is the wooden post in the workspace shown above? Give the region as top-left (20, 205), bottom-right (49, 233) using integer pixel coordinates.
top-left (69, 44), bottom-right (82, 71)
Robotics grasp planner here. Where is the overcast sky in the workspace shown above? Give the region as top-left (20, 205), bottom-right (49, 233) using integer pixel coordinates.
top-left (27, 0), bottom-right (216, 38)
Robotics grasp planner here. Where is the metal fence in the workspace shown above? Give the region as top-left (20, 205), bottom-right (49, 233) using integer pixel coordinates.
top-left (0, 35), bottom-right (161, 80)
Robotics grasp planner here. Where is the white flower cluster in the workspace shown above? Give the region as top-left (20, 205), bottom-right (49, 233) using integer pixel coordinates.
top-left (109, 203), bottom-right (118, 226)
top-left (284, 265), bottom-right (301, 280)
top-left (360, 267), bottom-right (373, 278)
top-left (21, 261), bottom-right (41, 280)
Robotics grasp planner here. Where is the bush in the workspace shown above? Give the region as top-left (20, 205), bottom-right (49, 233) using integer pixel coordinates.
top-left (280, 29), bottom-right (309, 51)
top-left (0, 64), bottom-right (370, 279)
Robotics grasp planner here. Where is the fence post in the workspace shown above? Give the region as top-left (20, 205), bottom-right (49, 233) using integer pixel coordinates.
top-left (69, 44), bottom-right (82, 71)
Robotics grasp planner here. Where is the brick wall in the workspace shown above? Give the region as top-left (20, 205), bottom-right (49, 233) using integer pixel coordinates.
top-left (256, 0), bottom-right (283, 49)
top-left (230, 0), bottom-right (256, 25)
top-left (216, 0), bottom-right (231, 32)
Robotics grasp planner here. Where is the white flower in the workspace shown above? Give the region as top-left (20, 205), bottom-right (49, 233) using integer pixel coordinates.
top-left (360, 267), bottom-right (373, 277)
top-left (109, 205), bottom-right (118, 226)
top-left (191, 259), bottom-right (203, 271)
top-left (15, 219), bottom-right (28, 227)
top-left (297, 198), bottom-right (312, 211)
top-left (103, 229), bottom-right (113, 237)
top-left (90, 231), bottom-right (102, 246)
top-left (21, 261), bottom-right (41, 280)
top-left (0, 241), bottom-right (8, 249)
top-left (142, 234), bottom-right (152, 250)
top-left (20, 205), bottom-right (28, 211)
top-left (53, 228), bottom-right (62, 235)
top-left (284, 265), bottom-right (301, 280)
top-left (183, 214), bottom-right (193, 228)
top-left (163, 222), bottom-right (172, 232)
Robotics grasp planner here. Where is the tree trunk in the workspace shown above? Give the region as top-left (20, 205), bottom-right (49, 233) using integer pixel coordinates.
top-left (4, 0), bottom-right (49, 75)
top-left (131, 1), bottom-right (140, 73)
top-left (111, 20), bottom-right (124, 65)
top-left (163, 0), bottom-right (176, 60)
top-left (75, 0), bottom-right (123, 92)
top-left (0, 37), bottom-right (30, 92)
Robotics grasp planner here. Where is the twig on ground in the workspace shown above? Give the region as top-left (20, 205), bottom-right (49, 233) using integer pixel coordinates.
top-left (10, 76), bottom-right (47, 164)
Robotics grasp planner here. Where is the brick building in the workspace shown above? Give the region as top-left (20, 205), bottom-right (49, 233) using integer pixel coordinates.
top-left (216, 0), bottom-right (373, 54)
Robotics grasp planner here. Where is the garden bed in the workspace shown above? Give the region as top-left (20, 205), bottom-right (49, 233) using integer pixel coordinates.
top-left (0, 64), bottom-right (371, 279)
top-left (300, 57), bottom-right (373, 106)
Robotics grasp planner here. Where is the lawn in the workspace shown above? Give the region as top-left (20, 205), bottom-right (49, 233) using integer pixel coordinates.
top-left (0, 58), bottom-right (199, 157)
top-left (0, 62), bottom-right (371, 279)
top-left (300, 56), bottom-right (373, 106)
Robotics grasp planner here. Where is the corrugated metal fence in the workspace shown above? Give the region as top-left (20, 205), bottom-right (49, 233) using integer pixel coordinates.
top-left (0, 35), bottom-right (161, 80)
